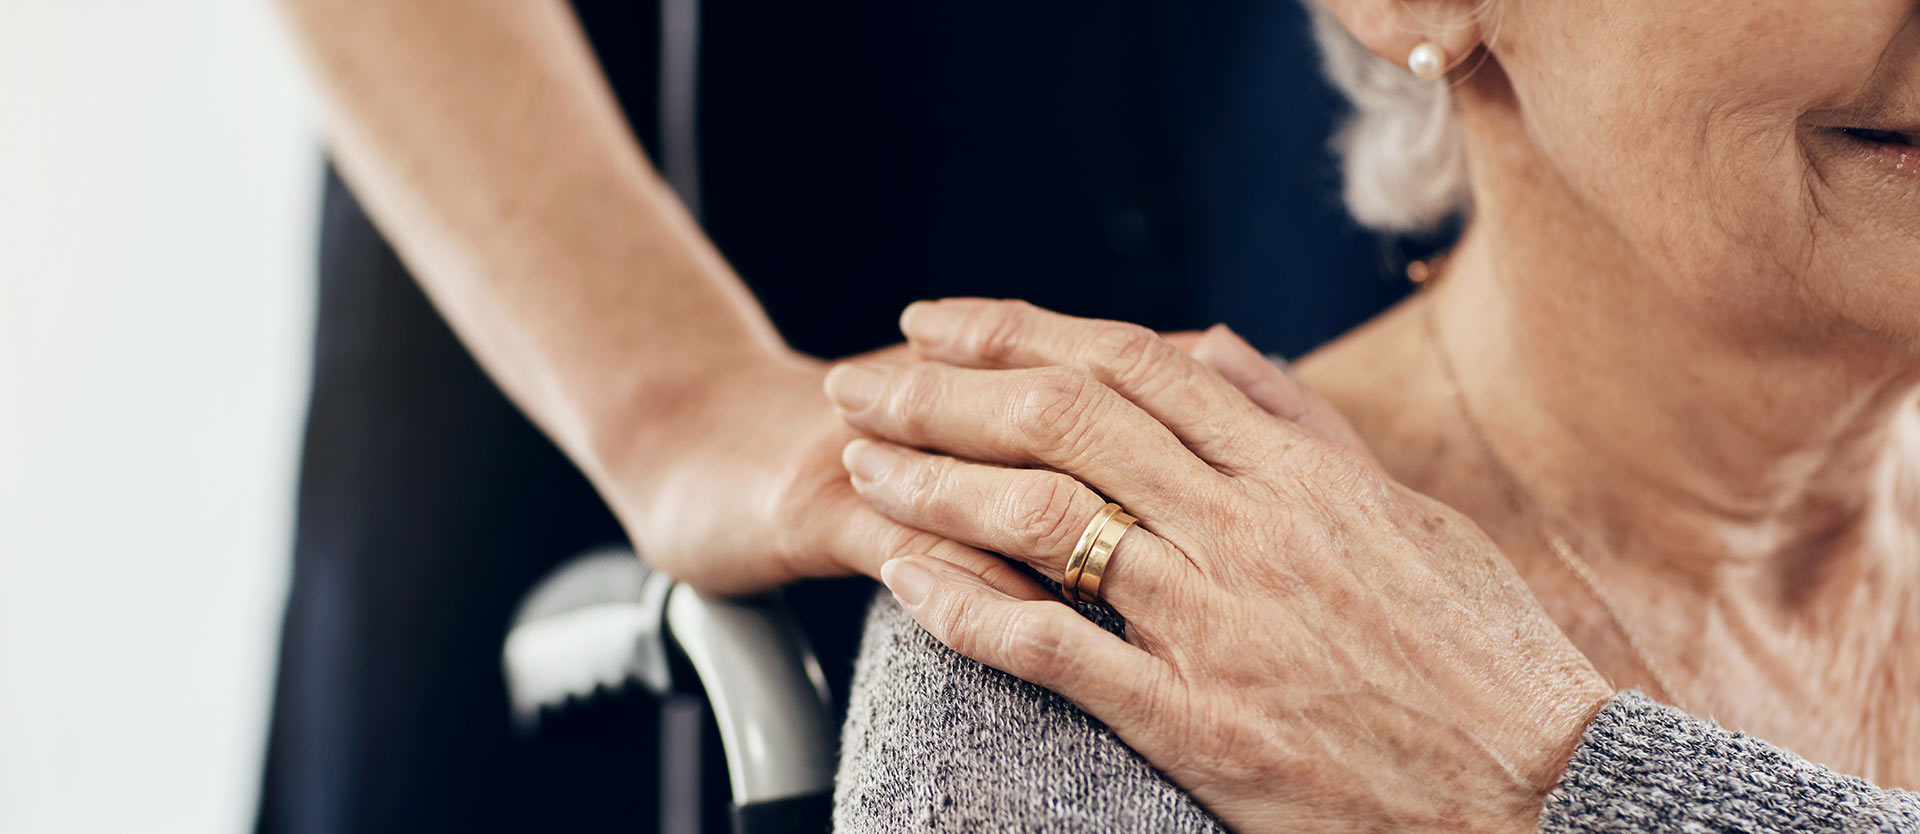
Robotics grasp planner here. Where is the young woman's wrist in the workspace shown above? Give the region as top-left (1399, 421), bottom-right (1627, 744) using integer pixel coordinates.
top-left (580, 346), bottom-right (801, 476)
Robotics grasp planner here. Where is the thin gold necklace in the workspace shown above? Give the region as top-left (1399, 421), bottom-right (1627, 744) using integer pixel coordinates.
top-left (1413, 257), bottom-right (1687, 709)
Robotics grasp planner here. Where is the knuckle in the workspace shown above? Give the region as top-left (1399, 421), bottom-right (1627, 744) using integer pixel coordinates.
top-left (1270, 438), bottom-right (1384, 504)
top-left (1003, 472), bottom-right (1086, 555)
top-left (1307, 445), bottom-right (1388, 504)
top-left (924, 590), bottom-right (978, 651)
top-left (1000, 605), bottom-right (1074, 683)
top-left (896, 453), bottom-right (953, 507)
top-left (1083, 323), bottom-right (1176, 389)
top-left (1014, 368), bottom-right (1104, 457)
top-left (888, 363), bottom-right (942, 435)
top-left (962, 299), bottom-right (1035, 363)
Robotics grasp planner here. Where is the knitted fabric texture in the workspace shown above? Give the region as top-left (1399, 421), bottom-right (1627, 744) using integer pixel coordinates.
top-left (1541, 691), bottom-right (1920, 834)
top-left (833, 594), bottom-right (1225, 832)
top-left (835, 595), bottom-right (1919, 833)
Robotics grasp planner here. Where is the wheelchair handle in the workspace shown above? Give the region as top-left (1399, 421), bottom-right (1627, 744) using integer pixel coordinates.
top-left (664, 583), bottom-right (838, 806)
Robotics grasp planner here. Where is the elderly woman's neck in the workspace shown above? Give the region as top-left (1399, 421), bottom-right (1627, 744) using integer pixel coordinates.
top-left (1422, 221), bottom-right (1920, 590)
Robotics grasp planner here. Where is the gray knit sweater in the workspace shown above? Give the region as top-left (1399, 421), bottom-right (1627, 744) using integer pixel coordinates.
top-left (834, 594), bottom-right (1920, 833)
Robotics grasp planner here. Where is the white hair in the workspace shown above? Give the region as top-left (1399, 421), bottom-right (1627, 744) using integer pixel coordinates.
top-left (1303, 1), bottom-right (1471, 233)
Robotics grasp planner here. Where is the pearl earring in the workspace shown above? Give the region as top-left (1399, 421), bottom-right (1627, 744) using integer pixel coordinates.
top-left (1407, 42), bottom-right (1448, 80)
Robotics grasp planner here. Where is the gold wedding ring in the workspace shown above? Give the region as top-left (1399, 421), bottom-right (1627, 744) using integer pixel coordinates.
top-left (1063, 503), bottom-right (1119, 600)
top-left (1062, 502), bottom-right (1136, 604)
top-left (1076, 507), bottom-right (1134, 604)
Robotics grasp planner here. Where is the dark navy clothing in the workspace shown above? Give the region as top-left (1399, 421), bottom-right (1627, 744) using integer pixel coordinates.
top-left (256, 3), bottom-right (1409, 832)
top-left (576, 0), bottom-right (1409, 356)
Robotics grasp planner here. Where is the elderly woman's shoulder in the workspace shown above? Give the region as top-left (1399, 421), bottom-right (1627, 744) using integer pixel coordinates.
top-left (833, 595), bottom-right (1226, 834)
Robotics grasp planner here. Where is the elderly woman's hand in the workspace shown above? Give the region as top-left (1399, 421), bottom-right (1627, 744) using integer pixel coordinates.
top-left (825, 299), bottom-right (1616, 834)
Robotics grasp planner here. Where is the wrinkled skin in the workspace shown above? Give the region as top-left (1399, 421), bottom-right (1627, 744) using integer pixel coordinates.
top-left (627, 344), bottom-right (1043, 595)
top-left (832, 299), bottom-right (1614, 834)
top-left (631, 333), bottom-right (1272, 597)
top-left (828, 0), bottom-right (1920, 826)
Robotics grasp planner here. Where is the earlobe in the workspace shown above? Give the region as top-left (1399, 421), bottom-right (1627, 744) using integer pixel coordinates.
top-left (1316, 0), bottom-right (1482, 79)
top-left (1408, 42), bottom-right (1450, 80)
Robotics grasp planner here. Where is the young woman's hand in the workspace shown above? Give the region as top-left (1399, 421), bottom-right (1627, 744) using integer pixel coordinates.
top-left (630, 330), bottom-right (1280, 596)
top-left (828, 299), bottom-right (1614, 834)
top-left (616, 344), bottom-right (1046, 596)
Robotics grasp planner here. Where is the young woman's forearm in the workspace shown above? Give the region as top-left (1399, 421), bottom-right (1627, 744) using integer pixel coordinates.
top-left (273, 0), bottom-right (786, 482)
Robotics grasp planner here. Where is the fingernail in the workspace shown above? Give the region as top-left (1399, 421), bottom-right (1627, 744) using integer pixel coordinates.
top-left (881, 558), bottom-right (934, 608)
top-left (1199, 323), bottom-right (1257, 357)
top-left (842, 439), bottom-right (900, 482)
top-left (901, 301), bottom-right (960, 346)
top-left (824, 363), bottom-right (887, 411)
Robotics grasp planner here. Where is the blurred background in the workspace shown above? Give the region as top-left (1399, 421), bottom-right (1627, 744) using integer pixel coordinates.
top-left (0, 1), bottom-right (315, 831)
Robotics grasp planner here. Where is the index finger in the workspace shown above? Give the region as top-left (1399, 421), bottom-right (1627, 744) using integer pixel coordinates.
top-left (900, 299), bottom-right (1302, 473)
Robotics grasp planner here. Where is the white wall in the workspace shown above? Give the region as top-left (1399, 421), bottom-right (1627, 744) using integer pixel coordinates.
top-left (0, 1), bottom-right (317, 831)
